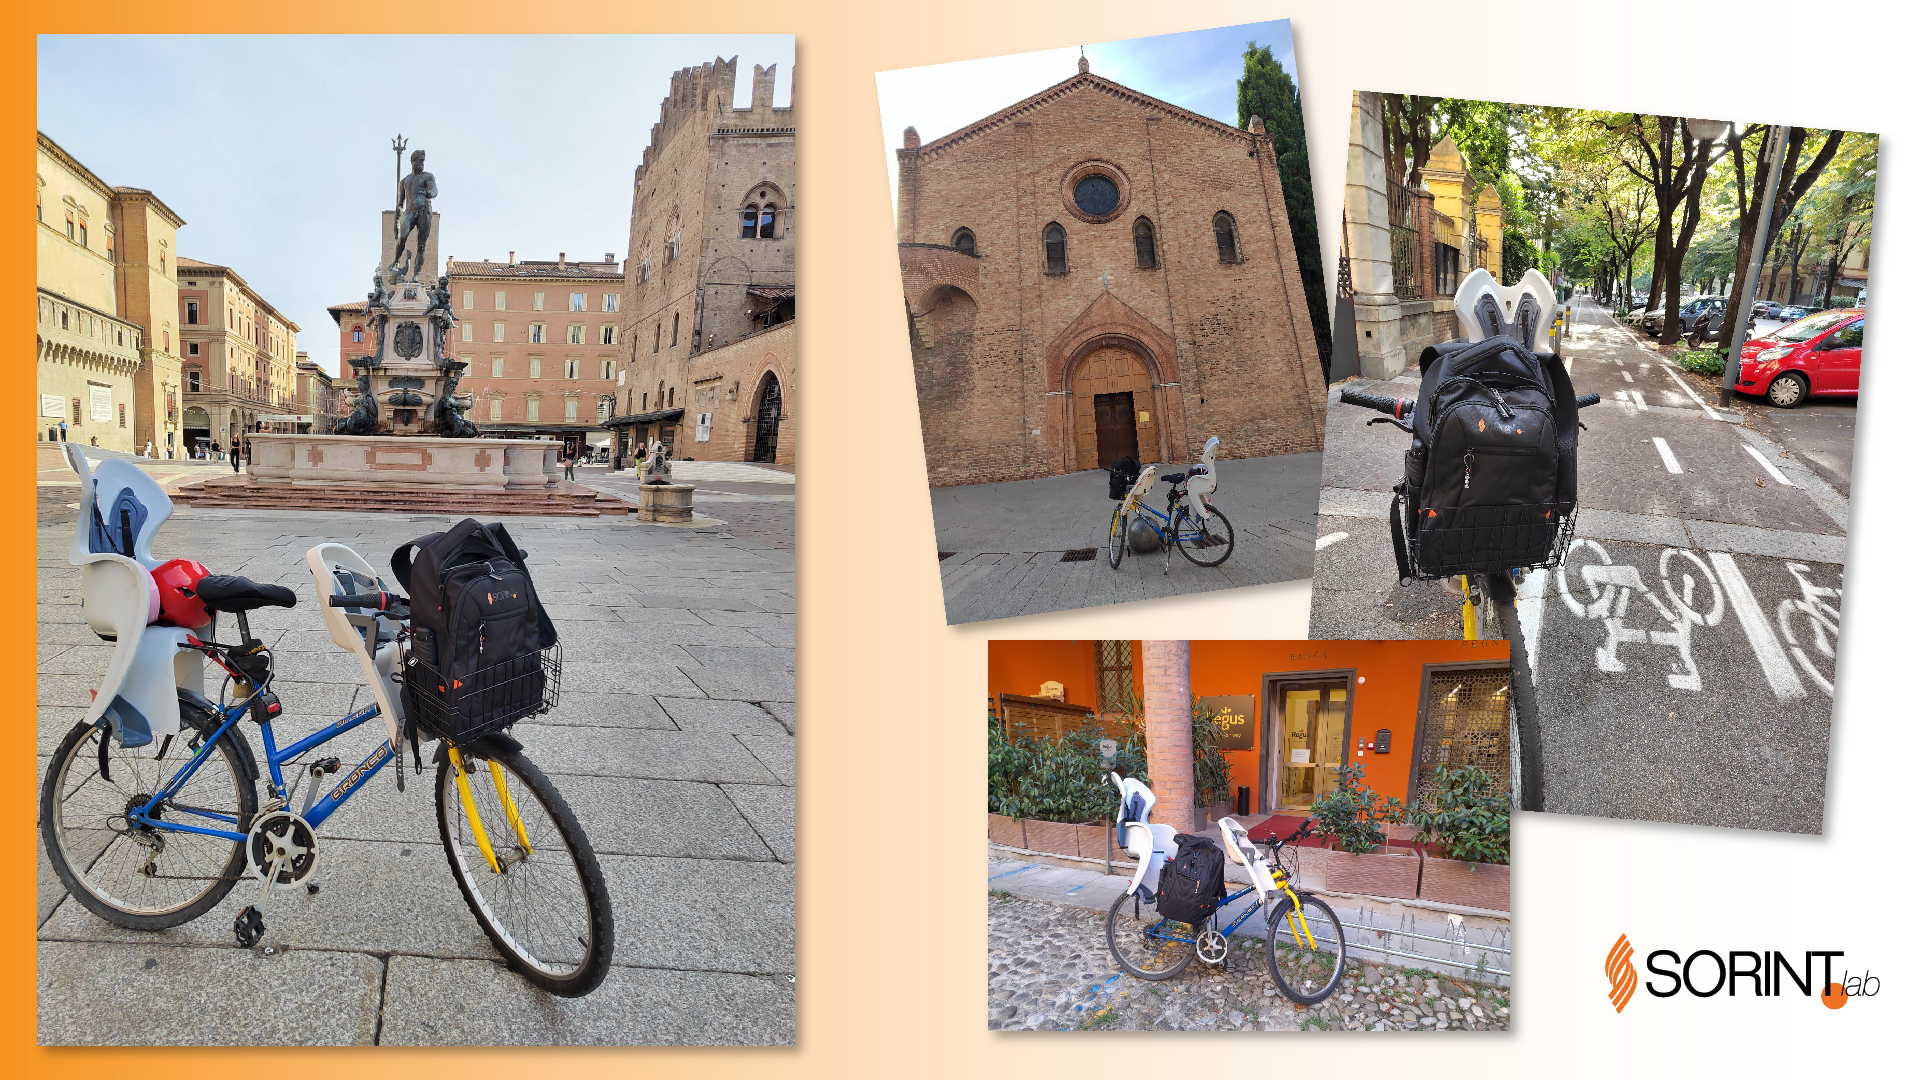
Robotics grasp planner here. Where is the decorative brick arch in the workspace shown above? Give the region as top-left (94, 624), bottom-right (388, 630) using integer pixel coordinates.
top-left (898, 243), bottom-right (980, 317)
top-left (1044, 292), bottom-right (1187, 472)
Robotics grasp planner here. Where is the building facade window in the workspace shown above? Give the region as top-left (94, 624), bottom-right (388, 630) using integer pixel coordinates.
top-left (495, 291), bottom-right (508, 310)
top-left (653, 323), bottom-right (662, 353)
top-left (601, 324), bottom-right (617, 345)
top-left (603, 293), bottom-right (619, 312)
top-left (461, 322), bottom-right (473, 341)
top-left (493, 321), bottom-right (506, 342)
top-left (953, 228), bottom-right (976, 256)
top-left (1214, 211), bottom-right (1241, 263)
top-left (530, 323), bottom-right (546, 344)
top-left (462, 290), bottom-right (474, 309)
top-left (489, 396), bottom-right (502, 421)
top-left (118, 403), bottom-right (126, 428)
top-left (1074, 175), bottom-right (1120, 217)
top-left (567, 324), bottom-right (585, 345)
top-left (570, 293), bottom-right (585, 311)
top-left (533, 291), bottom-right (545, 311)
top-left (670, 313), bottom-right (679, 346)
top-left (565, 397), bottom-right (579, 422)
top-left (759, 205), bottom-right (777, 239)
top-left (1043, 223), bottom-right (1068, 274)
top-left (741, 207), bottom-right (759, 238)
top-left (352, 325), bottom-right (363, 343)
top-left (187, 369), bottom-right (201, 392)
top-left (491, 356), bottom-right (504, 378)
top-left (529, 356), bottom-right (543, 379)
top-left (1133, 217), bottom-right (1158, 269)
top-left (565, 357), bottom-right (579, 379)
top-left (187, 301), bottom-right (200, 325)
top-left (601, 359), bottom-right (616, 380)
top-left (526, 396), bottom-right (540, 422)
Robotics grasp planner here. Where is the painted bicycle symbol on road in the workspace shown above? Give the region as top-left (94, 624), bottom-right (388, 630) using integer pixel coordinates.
top-left (1778, 562), bottom-right (1841, 695)
top-left (1555, 539), bottom-right (1724, 692)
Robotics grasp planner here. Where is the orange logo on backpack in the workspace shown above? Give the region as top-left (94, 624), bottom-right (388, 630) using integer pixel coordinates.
top-left (1478, 418), bottom-right (1486, 432)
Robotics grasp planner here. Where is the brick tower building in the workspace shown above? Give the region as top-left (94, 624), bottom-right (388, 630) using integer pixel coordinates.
top-left (896, 58), bottom-right (1326, 487)
top-left (612, 57), bottom-right (797, 466)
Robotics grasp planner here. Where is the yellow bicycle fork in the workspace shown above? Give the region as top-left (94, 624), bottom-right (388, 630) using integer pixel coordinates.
top-left (446, 745), bottom-right (533, 875)
top-left (1272, 873), bottom-right (1317, 950)
top-left (1461, 574), bottom-right (1478, 641)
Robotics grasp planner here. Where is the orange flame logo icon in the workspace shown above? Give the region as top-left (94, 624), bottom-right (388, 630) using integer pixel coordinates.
top-left (1607, 934), bottom-right (1636, 1013)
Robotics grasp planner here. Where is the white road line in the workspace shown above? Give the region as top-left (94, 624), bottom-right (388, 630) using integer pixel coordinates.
top-left (1707, 551), bottom-right (1807, 701)
top-left (1517, 568), bottom-right (1547, 685)
top-left (1743, 443), bottom-right (1794, 486)
top-left (1614, 390), bottom-right (1630, 403)
top-left (1652, 437), bottom-right (1683, 473)
top-left (1622, 372), bottom-right (1635, 383)
top-left (1630, 390), bottom-right (1648, 410)
top-left (1659, 363), bottom-right (1728, 421)
top-left (1316, 532), bottom-right (1350, 550)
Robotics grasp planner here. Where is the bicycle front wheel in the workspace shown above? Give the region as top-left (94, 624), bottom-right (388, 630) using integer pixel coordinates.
top-left (1265, 893), bottom-right (1346, 1004)
top-left (436, 743), bottom-right (614, 997)
top-left (1107, 504), bottom-right (1127, 569)
top-left (1105, 888), bottom-right (1197, 981)
top-left (1176, 505), bottom-right (1235, 567)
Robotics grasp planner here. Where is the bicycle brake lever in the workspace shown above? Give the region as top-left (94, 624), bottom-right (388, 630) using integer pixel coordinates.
top-left (1367, 416), bottom-right (1415, 434)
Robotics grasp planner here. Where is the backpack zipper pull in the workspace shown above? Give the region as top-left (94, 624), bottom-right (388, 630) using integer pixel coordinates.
top-left (478, 621), bottom-right (485, 656)
top-left (1488, 386), bottom-right (1514, 418)
top-left (1463, 448), bottom-right (1474, 490)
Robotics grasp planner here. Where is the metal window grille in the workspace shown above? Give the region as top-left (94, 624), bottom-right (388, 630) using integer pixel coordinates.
top-left (1387, 179), bottom-right (1421, 300)
top-left (1414, 667), bottom-right (1513, 802)
top-left (1096, 640), bottom-right (1134, 716)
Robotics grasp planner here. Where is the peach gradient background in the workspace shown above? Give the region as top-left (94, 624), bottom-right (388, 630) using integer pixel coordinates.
top-left (9, 0), bottom-right (1916, 1073)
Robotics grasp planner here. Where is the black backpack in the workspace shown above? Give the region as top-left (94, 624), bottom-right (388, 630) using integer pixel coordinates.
top-left (1156, 833), bottom-right (1227, 925)
top-left (1391, 334), bottom-right (1581, 581)
top-left (1107, 456), bottom-right (1141, 500)
top-left (391, 519), bottom-right (559, 750)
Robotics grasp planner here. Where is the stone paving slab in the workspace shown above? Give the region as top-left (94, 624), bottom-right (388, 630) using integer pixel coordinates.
top-left (722, 784), bottom-right (796, 863)
top-left (379, 957), bottom-right (794, 1046)
top-left (514, 723), bottom-right (779, 784)
top-left (38, 941), bottom-right (385, 1045)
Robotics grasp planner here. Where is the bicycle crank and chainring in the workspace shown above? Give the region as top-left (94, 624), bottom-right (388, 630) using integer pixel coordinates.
top-left (245, 810), bottom-right (318, 889)
top-left (1196, 929), bottom-right (1230, 965)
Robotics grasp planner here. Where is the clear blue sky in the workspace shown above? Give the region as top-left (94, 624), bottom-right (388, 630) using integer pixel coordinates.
top-left (38, 35), bottom-right (794, 376)
top-left (876, 21), bottom-right (1296, 211)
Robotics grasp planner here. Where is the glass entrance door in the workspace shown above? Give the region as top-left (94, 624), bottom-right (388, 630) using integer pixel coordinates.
top-left (1272, 682), bottom-right (1349, 813)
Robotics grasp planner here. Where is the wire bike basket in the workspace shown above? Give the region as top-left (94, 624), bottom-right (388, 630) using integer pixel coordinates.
top-left (403, 644), bottom-right (562, 745)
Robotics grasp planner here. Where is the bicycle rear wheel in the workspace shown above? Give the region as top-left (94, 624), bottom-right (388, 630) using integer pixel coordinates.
top-left (1265, 893), bottom-right (1346, 1004)
top-left (1105, 889), bottom-right (1197, 980)
top-left (1107, 504), bottom-right (1127, 568)
top-left (1176, 505), bottom-right (1234, 567)
top-left (40, 710), bottom-right (255, 930)
top-left (435, 742), bottom-right (614, 997)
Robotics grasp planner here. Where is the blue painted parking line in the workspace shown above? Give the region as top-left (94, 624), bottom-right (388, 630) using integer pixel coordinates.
top-left (989, 865), bottom-right (1036, 882)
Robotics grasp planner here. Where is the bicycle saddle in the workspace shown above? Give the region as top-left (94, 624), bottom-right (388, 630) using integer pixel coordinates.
top-left (1160, 472), bottom-right (1187, 485)
top-left (194, 574), bottom-right (297, 612)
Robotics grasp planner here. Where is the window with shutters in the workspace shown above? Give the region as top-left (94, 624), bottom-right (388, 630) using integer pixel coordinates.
top-left (1096, 641), bottom-right (1136, 717)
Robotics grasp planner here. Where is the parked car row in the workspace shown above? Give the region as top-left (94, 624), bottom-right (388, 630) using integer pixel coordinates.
top-left (1734, 308), bottom-right (1864, 408)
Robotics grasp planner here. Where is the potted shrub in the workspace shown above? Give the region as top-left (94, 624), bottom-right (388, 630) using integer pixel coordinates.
top-left (1410, 765), bottom-right (1511, 911)
top-left (1312, 765), bottom-right (1420, 900)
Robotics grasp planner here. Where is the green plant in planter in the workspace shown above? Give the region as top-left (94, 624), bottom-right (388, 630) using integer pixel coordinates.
top-left (1308, 764), bottom-right (1405, 855)
top-left (1409, 765), bottom-right (1511, 865)
top-left (987, 708), bottom-right (1147, 823)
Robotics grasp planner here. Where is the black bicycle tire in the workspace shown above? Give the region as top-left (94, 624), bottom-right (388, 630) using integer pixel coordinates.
top-left (40, 714), bottom-right (256, 931)
top-left (1176, 505), bottom-right (1235, 567)
top-left (1265, 893), bottom-right (1346, 1004)
top-left (434, 745), bottom-right (615, 997)
top-left (1483, 575), bottom-right (1546, 813)
top-left (1104, 889), bottom-right (1195, 981)
top-left (1107, 504), bottom-right (1127, 569)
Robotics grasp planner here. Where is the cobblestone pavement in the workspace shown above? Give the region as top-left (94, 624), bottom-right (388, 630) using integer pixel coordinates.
top-left (988, 896), bottom-right (1511, 1032)
top-left (36, 497), bottom-right (794, 1045)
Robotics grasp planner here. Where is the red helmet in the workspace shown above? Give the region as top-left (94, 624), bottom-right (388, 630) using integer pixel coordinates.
top-left (151, 558), bottom-right (214, 629)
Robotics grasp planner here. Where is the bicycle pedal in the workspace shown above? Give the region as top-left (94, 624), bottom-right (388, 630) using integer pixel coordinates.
top-left (234, 905), bottom-right (266, 948)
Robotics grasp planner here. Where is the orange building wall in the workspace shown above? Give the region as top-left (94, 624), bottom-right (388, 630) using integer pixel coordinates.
top-left (986, 639), bottom-right (1510, 805)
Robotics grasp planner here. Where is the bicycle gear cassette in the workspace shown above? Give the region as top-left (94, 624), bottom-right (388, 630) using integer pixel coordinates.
top-left (1196, 928), bottom-right (1230, 965)
top-left (246, 810), bottom-right (317, 889)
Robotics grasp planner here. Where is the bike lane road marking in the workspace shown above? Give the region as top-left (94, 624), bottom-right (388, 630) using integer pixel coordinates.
top-left (1743, 443), bottom-right (1795, 486)
top-left (1658, 362), bottom-right (1732, 422)
top-left (1316, 532), bottom-right (1350, 550)
top-left (1652, 437), bottom-right (1683, 474)
top-left (1706, 550), bottom-right (1807, 701)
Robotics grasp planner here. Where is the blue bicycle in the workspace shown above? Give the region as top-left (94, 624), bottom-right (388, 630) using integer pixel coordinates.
top-left (1105, 774), bottom-right (1345, 1004)
top-left (40, 448), bottom-right (613, 997)
top-left (1106, 436), bottom-right (1235, 573)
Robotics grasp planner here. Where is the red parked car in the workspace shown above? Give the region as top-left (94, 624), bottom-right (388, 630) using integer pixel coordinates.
top-left (1734, 308), bottom-right (1863, 408)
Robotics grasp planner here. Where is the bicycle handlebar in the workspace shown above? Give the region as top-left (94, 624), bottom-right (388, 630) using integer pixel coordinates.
top-left (329, 591), bottom-right (405, 612)
top-left (1576, 393), bottom-right (1600, 409)
top-left (1339, 389), bottom-right (1414, 419)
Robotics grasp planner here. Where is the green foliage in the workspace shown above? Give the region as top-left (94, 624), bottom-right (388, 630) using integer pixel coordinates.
top-left (1409, 765), bottom-right (1511, 865)
top-left (987, 709), bottom-right (1146, 823)
top-left (1238, 42), bottom-right (1330, 369)
top-left (1308, 764), bottom-right (1405, 855)
top-left (1191, 698), bottom-right (1232, 808)
top-left (1674, 348), bottom-right (1727, 377)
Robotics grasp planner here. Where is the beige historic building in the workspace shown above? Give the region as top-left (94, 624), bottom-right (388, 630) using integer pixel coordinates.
top-left (613, 57), bottom-right (796, 465)
top-left (895, 58), bottom-right (1324, 487)
top-left (178, 258), bottom-right (301, 454)
top-left (36, 132), bottom-right (185, 454)
top-left (293, 352), bottom-right (334, 433)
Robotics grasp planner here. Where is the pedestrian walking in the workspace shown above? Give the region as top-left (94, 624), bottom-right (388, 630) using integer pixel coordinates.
top-left (229, 436), bottom-right (242, 474)
top-left (564, 449), bottom-right (577, 481)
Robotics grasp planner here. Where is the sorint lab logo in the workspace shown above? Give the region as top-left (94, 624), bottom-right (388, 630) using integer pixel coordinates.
top-left (1607, 933), bottom-right (1879, 1011)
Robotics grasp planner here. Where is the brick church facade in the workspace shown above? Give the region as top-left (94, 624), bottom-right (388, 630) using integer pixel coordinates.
top-left (897, 59), bottom-right (1325, 487)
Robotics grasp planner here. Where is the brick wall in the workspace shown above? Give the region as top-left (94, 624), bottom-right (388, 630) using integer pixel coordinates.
top-left (897, 71), bottom-right (1327, 488)
top-left (1141, 640), bottom-right (1195, 835)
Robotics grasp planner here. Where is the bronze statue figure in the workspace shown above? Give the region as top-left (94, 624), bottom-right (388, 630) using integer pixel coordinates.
top-left (391, 148), bottom-right (437, 282)
top-left (340, 369), bottom-right (380, 435)
top-left (435, 361), bottom-right (478, 438)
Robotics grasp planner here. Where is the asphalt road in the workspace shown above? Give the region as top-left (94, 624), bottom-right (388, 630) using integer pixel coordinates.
top-left (1309, 299), bottom-right (1846, 834)
top-left (928, 452), bottom-right (1322, 625)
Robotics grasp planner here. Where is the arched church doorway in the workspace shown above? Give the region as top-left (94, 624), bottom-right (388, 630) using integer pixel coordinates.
top-left (751, 372), bottom-right (782, 463)
top-left (1071, 344), bottom-right (1158, 469)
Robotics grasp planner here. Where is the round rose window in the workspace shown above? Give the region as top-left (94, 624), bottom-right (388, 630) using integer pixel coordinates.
top-left (1073, 174), bottom-right (1120, 218)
